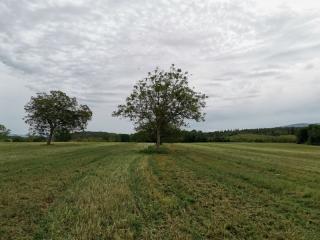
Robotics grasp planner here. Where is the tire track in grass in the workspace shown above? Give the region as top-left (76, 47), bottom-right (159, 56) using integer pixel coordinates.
top-left (1, 143), bottom-right (123, 240)
top-left (149, 150), bottom-right (270, 240)
top-left (171, 144), bottom-right (320, 239)
top-left (34, 144), bottom-right (143, 240)
top-left (128, 155), bottom-right (171, 239)
top-left (129, 153), bottom-right (208, 239)
top-left (129, 149), bottom-right (260, 239)
top-left (184, 143), bottom-right (320, 176)
top-left (177, 144), bottom-right (320, 202)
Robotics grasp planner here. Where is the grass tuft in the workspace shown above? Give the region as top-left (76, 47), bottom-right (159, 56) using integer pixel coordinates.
top-left (139, 145), bottom-right (169, 154)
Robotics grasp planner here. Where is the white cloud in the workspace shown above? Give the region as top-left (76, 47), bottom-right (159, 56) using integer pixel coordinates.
top-left (0, 0), bottom-right (320, 133)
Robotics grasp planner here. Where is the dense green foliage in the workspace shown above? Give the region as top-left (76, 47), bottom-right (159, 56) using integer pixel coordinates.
top-left (296, 125), bottom-right (320, 145)
top-left (1, 142), bottom-right (319, 239)
top-left (297, 127), bottom-right (309, 144)
top-left (307, 125), bottom-right (320, 145)
top-left (71, 131), bottom-right (131, 142)
top-left (0, 124), bottom-right (10, 141)
top-left (134, 126), bottom-right (298, 143)
top-left (113, 65), bottom-right (207, 147)
top-left (229, 133), bottom-right (296, 143)
top-left (54, 128), bottom-right (72, 142)
top-left (77, 127), bottom-right (299, 143)
top-left (10, 135), bottom-right (46, 142)
top-left (24, 90), bottom-right (92, 144)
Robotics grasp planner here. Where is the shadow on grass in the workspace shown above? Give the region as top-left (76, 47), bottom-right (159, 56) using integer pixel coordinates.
top-left (139, 145), bottom-right (170, 154)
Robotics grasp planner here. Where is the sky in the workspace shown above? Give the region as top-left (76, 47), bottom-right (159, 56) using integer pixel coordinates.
top-left (0, 0), bottom-right (320, 134)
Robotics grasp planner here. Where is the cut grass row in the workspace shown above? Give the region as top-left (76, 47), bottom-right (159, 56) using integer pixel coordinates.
top-left (0, 142), bottom-right (319, 239)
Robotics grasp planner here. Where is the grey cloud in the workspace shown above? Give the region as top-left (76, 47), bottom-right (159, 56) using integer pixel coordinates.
top-left (266, 43), bottom-right (320, 62)
top-left (222, 94), bottom-right (260, 101)
top-left (304, 63), bottom-right (314, 70)
top-left (1, 0), bottom-right (320, 134)
top-left (0, 55), bottom-right (35, 74)
top-left (247, 70), bottom-right (282, 78)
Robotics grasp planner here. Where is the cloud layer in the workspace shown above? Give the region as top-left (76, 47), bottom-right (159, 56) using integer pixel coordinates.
top-left (1, 0), bottom-right (320, 133)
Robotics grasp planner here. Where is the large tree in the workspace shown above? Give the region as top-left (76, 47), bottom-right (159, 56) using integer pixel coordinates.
top-left (113, 64), bottom-right (207, 148)
top-left (24, 90), bottom-right (92, 145)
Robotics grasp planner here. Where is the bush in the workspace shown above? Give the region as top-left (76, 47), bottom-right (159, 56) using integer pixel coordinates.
top-left (54, 129), bottom-right (71, 142)
top-left (308, 125), bottom-right (320, 145)
top-left (119, 134), bottom-right (130, 142)
top-left (29, 135), bottom-right (46, 142)
top-left (296, 128), bottom-right (308, 144)
top-left (295, 125), bottom-right (320, 145)
top-left (140, 145), bottom-right (169, 154)
top-left (11, 136), bottom-right (27, 142)
top-left (276, 135), bottom-right (297, 143)
top-left (0, 124), bottom-right (10, 141)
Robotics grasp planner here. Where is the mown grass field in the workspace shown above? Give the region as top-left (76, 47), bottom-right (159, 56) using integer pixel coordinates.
top-left (0, 142), bottom-right (320, 239)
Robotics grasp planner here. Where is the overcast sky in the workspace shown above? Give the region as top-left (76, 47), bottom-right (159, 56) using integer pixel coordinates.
top-left (1, 0), bottom-right (320, 134)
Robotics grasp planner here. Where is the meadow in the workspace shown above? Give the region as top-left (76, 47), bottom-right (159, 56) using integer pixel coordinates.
top-left (0, 142), bottom-right (319, 239)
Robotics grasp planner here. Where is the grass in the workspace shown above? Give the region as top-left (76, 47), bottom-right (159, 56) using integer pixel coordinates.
top-left (139, 145), bottom-right (170, 154)
top-left (0, 142), bottom-right (320, 239)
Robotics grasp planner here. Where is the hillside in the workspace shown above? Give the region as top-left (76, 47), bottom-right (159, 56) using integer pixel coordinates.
top-left (283, 123), bottom-right (311, 128)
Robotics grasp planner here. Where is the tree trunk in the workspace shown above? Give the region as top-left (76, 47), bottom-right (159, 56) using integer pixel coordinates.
top-left (47, 128), bottom-right (54, 145)
top-left (156, 126), bottom-right (161, 149)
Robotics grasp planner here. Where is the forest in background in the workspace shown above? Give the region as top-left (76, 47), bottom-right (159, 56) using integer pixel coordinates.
top-left (3, 124), bottom-right (320, 145)
top-left (2, 125), bottom-right (318, 145)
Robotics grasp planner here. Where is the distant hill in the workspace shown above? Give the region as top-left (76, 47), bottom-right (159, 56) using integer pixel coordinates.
top-left (282, 123), bottom-right (312, 128)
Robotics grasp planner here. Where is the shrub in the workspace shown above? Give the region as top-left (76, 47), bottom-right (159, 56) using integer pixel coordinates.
top-left (295, 125), bottom-right (320, 145)
top-left (11, 136), bottom-right (27, 142)
top-left (140, 145), bottom-right (169, 154)
top-left (308, 125), bottom-right (320, 145)
top-left (296, 128), bottom-right (309, 144)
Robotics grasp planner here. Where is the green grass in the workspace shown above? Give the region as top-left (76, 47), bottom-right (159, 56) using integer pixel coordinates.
top-left (0, 142), bottom-right (319, 239)
top-left (139, 145), bottom-right (170, 154)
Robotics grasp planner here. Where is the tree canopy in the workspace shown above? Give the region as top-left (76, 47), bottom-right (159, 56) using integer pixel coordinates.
top-left (113, 64), bottom-right (207, 148)
top-left (296, 124), bottom-right (320, 145)
top-left (0, 124), bottom-right (10, 140)
top-left (24, 90), bottom-right (92, 144)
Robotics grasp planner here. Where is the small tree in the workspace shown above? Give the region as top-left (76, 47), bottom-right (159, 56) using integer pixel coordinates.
top-left (0, 124), bottom-right (10, 140)
top-left (113, 65), bottom-right (207, 148)
top-left (24, 90), bottom-right (92, 145)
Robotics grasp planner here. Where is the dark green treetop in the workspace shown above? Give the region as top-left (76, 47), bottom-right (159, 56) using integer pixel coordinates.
top-left (0, 124), bottom-right (10, 140)
top-left (24, 90), bottom-right (92, 144)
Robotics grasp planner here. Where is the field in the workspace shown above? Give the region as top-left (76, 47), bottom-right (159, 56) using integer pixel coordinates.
top-left (0, 143), bottom-right (320, 239)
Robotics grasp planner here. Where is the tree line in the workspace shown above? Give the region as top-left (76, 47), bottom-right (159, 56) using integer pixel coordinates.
top-left (3, 126), bottom-right (319, 145)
